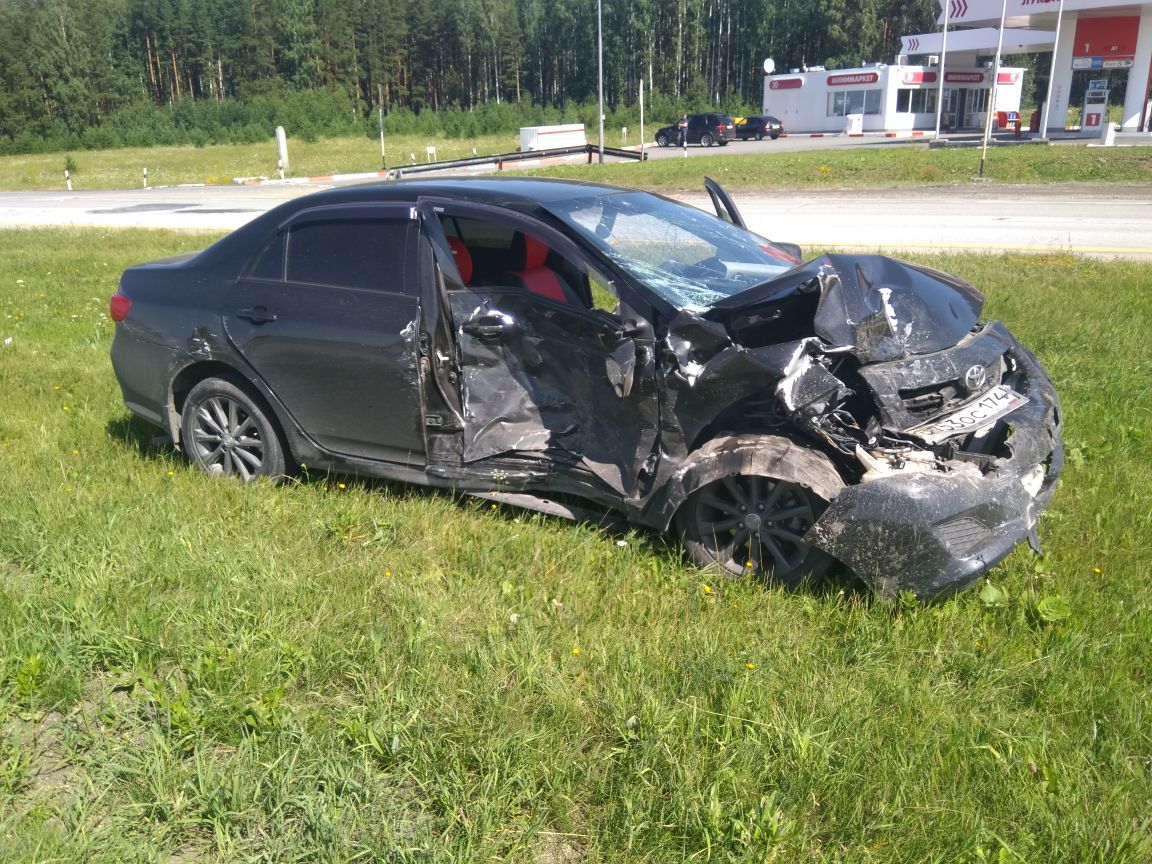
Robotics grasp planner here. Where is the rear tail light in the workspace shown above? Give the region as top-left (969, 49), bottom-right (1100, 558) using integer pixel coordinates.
top-left (109, 293), bottom-right (131, 321)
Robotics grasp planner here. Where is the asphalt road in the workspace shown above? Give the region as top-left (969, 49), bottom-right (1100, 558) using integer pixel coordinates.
top-left (1, 179), bottom-right (1150, 259)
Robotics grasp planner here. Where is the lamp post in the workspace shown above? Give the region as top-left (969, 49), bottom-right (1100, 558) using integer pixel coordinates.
top-left (597, 0), bottom-right (605, 163)
top-left (978, 0), bottom-right (1009, 178)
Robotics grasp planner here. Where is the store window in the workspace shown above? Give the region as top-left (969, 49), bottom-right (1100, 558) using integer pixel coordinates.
top-left (827, 89), bottom-right (882, 116)
top-left (896, 88), bottom-right (938, 114)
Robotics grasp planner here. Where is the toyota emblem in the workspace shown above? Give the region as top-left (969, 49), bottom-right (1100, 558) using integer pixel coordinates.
top-left (964, 364), bottom-right (987, 391)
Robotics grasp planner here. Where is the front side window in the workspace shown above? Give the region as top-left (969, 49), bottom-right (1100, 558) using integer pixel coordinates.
top-left (546, 192), bottom-right (797, 312)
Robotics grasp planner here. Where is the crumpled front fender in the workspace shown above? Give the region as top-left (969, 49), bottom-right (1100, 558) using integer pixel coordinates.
top-left (642, 434), bottom-right (845, 531)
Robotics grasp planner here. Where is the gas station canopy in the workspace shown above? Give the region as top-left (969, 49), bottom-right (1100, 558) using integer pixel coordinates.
top-left (901, 28), bottom-right (1057, 55)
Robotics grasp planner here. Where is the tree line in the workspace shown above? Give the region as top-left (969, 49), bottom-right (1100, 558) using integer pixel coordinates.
top-left (0, 0), bottom-right (941, 153)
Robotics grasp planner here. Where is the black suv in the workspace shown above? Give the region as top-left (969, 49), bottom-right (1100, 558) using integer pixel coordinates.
top-left (655, 113), bottom-right (734, 147)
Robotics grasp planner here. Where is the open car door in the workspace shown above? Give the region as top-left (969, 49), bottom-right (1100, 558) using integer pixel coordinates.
top-left (417, 198), bottom-right (661, 500)
top-left (704, 177), bottom-right (804, 263)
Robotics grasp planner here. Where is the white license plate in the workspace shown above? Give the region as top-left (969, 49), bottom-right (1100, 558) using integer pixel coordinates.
top-left (909, 385), bottom-right (1028, 443)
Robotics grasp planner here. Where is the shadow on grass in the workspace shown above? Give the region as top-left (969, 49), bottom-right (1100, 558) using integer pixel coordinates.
top-left (106, 413), bottom-right (174, 458)
top-left (104, 411), bottom-right (861, 600)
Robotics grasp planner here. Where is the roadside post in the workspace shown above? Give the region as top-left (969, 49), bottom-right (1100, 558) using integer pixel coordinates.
top-left (142, 167), bottom-right (148, 188)
top-left (639, 77), bottom-right (645, 162)
top-left (378, 84), bottom-right (386, 169)
top-left (276, 126), bottom-right (289, 178)
top-left (64, 170), bottom-right (71, 191)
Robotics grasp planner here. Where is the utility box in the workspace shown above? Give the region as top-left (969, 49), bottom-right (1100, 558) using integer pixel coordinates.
top-left (519, 124), bottom-right (587, 151)
top-left (844, 113), bottom-right (863, 135)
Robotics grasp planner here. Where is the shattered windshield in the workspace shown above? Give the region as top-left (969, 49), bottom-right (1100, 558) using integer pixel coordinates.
top-left (545, 192), bottom-right (798, 311)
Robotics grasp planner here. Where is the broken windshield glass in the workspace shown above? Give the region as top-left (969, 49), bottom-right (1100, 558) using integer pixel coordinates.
top-left (545, 192), bottom-right (797, 311)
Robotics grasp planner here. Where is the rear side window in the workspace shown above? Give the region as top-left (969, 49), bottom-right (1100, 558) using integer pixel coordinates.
top-left (283, 218), bottom-right (410, 292)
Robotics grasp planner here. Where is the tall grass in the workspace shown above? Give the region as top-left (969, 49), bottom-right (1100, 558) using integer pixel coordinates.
top-left (1, 230), bottom-right (1149, 862)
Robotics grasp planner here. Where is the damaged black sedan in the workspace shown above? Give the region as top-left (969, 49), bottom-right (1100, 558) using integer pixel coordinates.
top-left (110, 177), bottom-right (1062, 599)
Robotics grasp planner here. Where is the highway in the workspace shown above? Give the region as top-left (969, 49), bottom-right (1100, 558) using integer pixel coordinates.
top-left (1, 179), bottom-right (1149, 259)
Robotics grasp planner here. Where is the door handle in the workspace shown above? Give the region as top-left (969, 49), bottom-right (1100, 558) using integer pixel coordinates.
top-left (461, 311), bottom-right (518, 341)
top-left (236, 305), bottom-right (277, 324)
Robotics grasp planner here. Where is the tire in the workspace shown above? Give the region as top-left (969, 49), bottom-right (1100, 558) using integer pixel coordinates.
top-left (678, 474), bottom-right (832, 587)
top-left (656, 132), bottom-right (669, 147)
top-left (700, 132), bottom-right (714, 147)
top-left (180, 376), bottom-right (287, 481)
top-left (718, 140), bottom-right (728, 146)
top-left (770, 132), bottom-right (780, 140)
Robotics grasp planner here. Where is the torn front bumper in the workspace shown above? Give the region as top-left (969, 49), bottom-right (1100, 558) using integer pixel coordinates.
top-left (805, 460), bottom-right (1054, 599)
top-left (805, 337), bottom-right (1063, 600)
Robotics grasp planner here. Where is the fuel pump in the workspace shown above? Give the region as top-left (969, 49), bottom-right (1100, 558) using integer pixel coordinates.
top-left (1081, 79), bottom-right (1109, 132)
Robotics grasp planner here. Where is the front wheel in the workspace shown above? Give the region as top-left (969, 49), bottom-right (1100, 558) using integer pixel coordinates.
top-left (700, 132), bottom-right (714, 147)
top-left (180, 377), bottom-right (287, 481)
top-left (678, 474), bottom-right (831, 587)
top-left (656, 132), bottom-right (669, 147)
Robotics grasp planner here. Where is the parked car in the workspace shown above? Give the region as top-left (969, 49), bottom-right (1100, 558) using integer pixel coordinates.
top-left (110, 176), bottom-right (1063, 599)
top-left (654, 113), bottom-right (735, 147)
top-left (734, 115), bottom-right (783, 140)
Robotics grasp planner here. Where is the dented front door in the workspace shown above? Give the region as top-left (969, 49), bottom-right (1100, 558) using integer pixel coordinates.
top-left (420, 201), bottom-right (660, 498)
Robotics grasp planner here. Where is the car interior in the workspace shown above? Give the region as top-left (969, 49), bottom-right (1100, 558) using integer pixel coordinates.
top-left (440, 215), bottom-right (593, 308)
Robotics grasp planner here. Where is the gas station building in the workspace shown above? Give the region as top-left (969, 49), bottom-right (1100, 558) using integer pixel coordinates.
top-left (763, 0), bottom-right (1152, 135)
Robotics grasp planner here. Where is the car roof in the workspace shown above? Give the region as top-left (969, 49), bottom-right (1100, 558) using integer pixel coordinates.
top-left (285, 176), bottom-right (627, 209)
top-left (197, 176), bottom-right (646, 265)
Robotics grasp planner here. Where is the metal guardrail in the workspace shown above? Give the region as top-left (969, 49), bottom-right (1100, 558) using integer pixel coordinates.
top-left (390, 144), bottom-right (646, 178)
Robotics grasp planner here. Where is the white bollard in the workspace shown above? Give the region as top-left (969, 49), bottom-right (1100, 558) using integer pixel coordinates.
top-left (142, 167), bottom-right (148, 188)
top-left (64, 170), bottom-right (72, 191)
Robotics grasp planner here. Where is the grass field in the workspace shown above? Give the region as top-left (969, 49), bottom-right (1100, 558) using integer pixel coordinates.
top-left (1, 230), bottom-right (1150, 862)
top-left (1, 133), bottom-right (1150, 192)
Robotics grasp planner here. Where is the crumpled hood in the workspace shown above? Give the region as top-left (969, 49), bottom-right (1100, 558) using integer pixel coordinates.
top-left (707, 254), bottom-right (984, 363)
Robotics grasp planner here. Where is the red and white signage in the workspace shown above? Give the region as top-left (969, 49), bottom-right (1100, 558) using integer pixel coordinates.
top-left (945, 71), bottom-right (986, 84)
top-left (902, 70), bottom-right (938, 85)
top-left (996, 71), bottom-right (1020, 84)
top-left (1072, 16), bottom-right (1140, 60)
top-left (827, 72), bottom-right (880, 87)
top-left (769, 78), bottom-right (804, 90)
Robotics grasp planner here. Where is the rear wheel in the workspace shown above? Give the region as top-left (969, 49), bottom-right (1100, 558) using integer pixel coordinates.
top-left (656, 132), bottom-right (669, 147)
top-left (700, 132), bottom-right (714, 147)
top-left (678, 474), bottom-right (831, 587)
top-left (180, 377), bottom-right (287, 481)
top-left (770, 132), bottom-right (780, 140)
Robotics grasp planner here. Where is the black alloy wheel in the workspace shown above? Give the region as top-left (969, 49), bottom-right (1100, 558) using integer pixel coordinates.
top-left (180, 377), bottom-right (287, 481)
top-left (679, 474), bottom-right (830, 586)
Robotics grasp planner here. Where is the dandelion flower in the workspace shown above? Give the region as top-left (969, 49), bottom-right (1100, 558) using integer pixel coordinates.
top-left (572, 646), bottom-right (581, 656)
top-left (702, 584), bottom-right (712, 594)
top-left (745, 662), bottom-right (755, 670)
top-left (338, 482), bottom-right (346, 489)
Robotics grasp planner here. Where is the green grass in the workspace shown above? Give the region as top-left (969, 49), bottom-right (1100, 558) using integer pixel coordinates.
top-left (2, 133), bottom-right (1150, 192)
top-left (0, 134), bottom-right (522, 191)
top-left (1, 230), bottom-right (1150, 862)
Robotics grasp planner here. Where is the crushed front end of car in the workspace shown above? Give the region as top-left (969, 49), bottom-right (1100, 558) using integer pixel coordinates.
top-left (659, 254), bottom-right (1063, 600)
